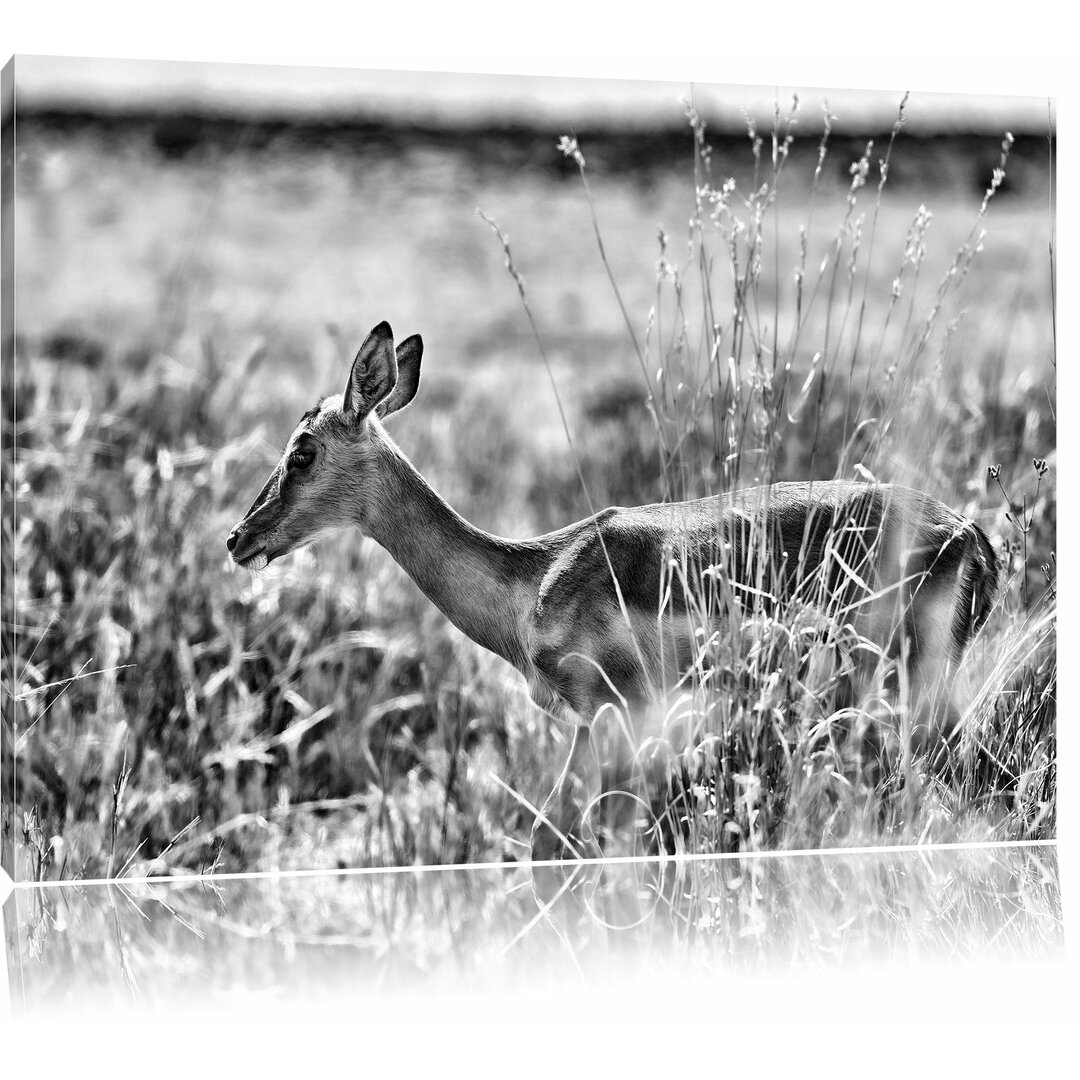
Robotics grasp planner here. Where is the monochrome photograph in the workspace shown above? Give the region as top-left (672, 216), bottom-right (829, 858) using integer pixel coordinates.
top-left (0, 41), bottom-right (1061, 1048)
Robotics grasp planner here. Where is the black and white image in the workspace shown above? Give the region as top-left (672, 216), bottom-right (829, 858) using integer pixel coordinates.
top-left (1, 54), bottom-right (1060, 1028)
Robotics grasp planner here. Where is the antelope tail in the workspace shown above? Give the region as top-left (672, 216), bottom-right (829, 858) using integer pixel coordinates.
top-left (950, 521), bottom-right (1000, 657)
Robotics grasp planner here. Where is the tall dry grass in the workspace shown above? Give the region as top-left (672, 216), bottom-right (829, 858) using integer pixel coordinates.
top-left (540, 97), bottom-right (1055, 856)
top-left (3, 93), bottom-right (1055, 880)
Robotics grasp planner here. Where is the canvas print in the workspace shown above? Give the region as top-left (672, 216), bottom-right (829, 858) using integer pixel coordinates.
top-left (1, 57), bottom-right (1056, 884)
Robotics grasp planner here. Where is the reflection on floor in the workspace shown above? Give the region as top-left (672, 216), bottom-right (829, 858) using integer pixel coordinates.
top-left (4, 842), bottom-right (1061, 1016)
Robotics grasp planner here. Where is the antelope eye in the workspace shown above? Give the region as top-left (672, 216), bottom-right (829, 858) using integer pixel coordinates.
top-left (288, 448), bottom-right (316, 470)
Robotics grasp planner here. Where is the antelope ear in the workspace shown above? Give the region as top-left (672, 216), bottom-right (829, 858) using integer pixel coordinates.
top-left (343, 321), bottom-right (397, 420)
top-left (378, 334), bottom-right (423, 418)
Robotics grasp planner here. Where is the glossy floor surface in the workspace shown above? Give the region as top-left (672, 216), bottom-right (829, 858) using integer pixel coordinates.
top-left (6, 843), bottom-right (1062, 1009)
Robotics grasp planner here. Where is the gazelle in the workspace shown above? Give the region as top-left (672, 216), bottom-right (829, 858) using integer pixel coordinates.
top-left (227, 322), bottom-right (1000, 860)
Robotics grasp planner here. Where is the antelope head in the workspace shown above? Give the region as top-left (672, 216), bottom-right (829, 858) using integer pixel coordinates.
top-left (226, 321), bottom-right (422, 569)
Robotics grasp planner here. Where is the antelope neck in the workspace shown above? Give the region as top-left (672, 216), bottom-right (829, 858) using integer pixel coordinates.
top-left (361, 435), bottom-right (541, 668)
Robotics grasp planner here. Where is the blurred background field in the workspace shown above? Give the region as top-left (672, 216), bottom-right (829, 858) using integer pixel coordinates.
top-left (1, 59), bottom-right (1056, 879)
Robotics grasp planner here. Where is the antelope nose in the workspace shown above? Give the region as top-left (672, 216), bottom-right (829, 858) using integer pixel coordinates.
top-left (226, 530), bottom-right (238, 553)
